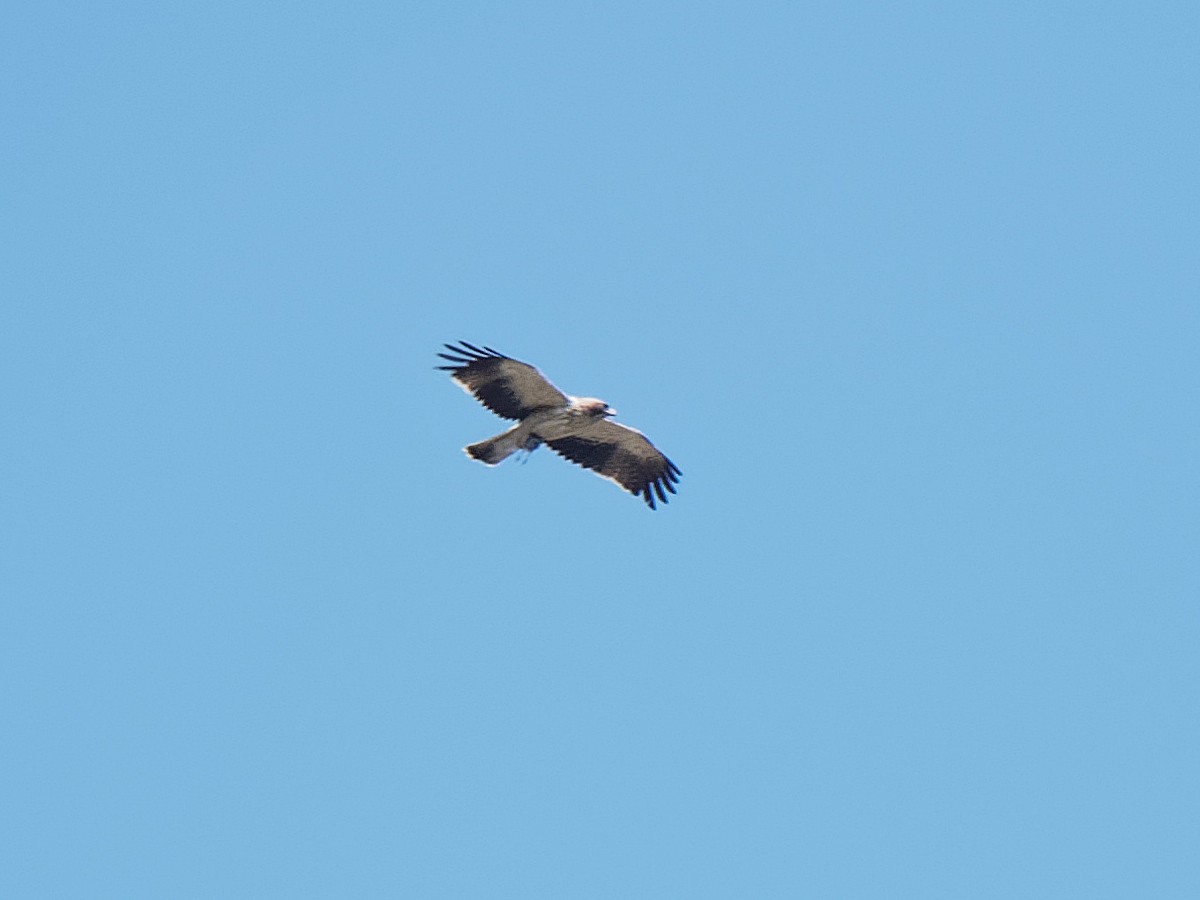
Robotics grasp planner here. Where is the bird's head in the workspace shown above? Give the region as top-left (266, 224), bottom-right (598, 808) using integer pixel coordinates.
top-left (575, 397), bottom-right (616, 418)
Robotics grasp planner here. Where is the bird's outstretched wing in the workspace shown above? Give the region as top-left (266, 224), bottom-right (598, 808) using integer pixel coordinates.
top-left (545, 419), bottom-right (682, 509)
top-left (436, 341), bottom-right (569, 420)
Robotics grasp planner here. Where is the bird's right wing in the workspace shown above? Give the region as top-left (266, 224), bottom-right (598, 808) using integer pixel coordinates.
top-left (437, 342), bottom-right (569, 420)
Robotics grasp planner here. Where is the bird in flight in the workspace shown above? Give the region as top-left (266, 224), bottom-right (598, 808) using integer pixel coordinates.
top-left (437, 341), bottom-right (682, 509)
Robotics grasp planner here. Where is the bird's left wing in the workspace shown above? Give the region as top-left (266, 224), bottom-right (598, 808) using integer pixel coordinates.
top-left (545, 419), bottom-right (682, 509)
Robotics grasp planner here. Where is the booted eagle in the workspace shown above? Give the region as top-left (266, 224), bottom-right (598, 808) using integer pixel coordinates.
top-left (437, 341), bottom-right (682, 509)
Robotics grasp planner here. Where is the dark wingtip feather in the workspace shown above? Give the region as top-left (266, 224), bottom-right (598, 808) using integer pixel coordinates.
top-left (441, 341), bottom-right (509, 363)
top-left (459, 341), bottom-right (492, 356)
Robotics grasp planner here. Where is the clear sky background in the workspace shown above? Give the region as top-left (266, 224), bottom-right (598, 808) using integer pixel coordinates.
top-left (3, 2), bottom-right (1198, 897)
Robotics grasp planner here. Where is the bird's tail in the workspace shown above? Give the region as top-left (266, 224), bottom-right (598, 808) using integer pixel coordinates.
top-left (465, 426), bottom-right (525, 465)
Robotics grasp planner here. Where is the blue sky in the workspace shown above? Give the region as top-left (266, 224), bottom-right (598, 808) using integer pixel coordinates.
top-left (3, 2), bottom-right (1198, 896)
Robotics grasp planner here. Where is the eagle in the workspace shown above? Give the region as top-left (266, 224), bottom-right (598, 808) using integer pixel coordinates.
top-left (437, 341), bottom-right (682, 509)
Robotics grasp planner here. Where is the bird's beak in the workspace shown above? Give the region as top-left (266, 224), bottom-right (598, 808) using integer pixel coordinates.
top-left (606, 407), bottom-right (617, 417)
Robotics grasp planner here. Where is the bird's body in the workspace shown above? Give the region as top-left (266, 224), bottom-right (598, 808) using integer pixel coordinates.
top-left (464, 399), bottom-right (608, 464)
top-left (437, 342), bottom-right (681, 509)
